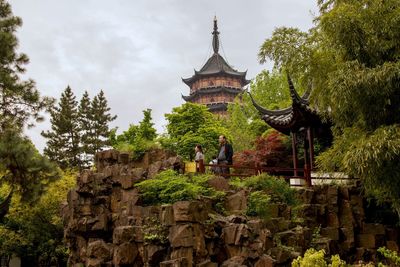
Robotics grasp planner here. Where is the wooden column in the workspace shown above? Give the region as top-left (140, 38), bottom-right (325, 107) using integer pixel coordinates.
top-left (307, 127), bottom-right (314, 170)
top-left (291, 132), bottom-right (298, 176)
top-left (303, 131), bottom-right (311, 187)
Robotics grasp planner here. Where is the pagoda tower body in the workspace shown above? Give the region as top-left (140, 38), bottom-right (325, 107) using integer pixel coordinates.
top-left (182, 17), bottom-right (250, 115)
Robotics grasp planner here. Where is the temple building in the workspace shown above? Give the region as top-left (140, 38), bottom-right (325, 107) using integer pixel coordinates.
top-left (182, 17), bottom-right (250, 115)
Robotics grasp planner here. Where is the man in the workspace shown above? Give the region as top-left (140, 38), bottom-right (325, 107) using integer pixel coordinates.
top-left (217, 135), bottom-right (233, 175)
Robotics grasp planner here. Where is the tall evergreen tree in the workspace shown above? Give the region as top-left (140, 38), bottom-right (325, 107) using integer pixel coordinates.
top-left (42, 86), bottom-right (81, 169)
top-left (90, 90), bottom-right (116, 155)
top-left (0, 0), bottom-right (53, 129)
top-left (0, 0), bottom-right (59, 219)
top-left (78, 91), bottom-right (92, 165)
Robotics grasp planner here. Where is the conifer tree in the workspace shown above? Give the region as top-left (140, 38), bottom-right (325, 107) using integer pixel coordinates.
top-left (42, 86), bottom-right (81, 169)
top-left (0, 0), bottom-right (53, 129)
top-left (0, 0), bottom-right (59, 218)
top-left (90, 90), bottom-right (116, 155)
top-left (78, 91), bottom-right (92, 165)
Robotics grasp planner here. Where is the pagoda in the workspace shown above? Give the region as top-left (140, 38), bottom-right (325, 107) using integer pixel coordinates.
top-left (182, 17), bottom-right (250, 115)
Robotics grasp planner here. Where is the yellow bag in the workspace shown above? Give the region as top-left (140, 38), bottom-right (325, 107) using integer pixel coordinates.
top-left (184, 161), bottom-right (196, 173)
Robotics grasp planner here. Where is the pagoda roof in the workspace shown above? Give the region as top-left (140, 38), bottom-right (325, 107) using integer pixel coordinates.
top-left (182, 17), bottom-right (250, 87)
top-left (249, 75), bottom-right (322, 135)
top-left (181, 86), bottom-right (243, 102)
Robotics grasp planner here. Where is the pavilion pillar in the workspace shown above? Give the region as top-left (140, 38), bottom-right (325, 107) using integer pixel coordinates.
top-left (303, 131), bottom-right (312, 187)
top-left (291, 132), bottom-right (298, 176)
top-left (307, 127), bottom-right (314, 170)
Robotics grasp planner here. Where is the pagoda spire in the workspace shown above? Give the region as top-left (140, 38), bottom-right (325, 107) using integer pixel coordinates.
top-left (212, 16), bottom-right (219, 54)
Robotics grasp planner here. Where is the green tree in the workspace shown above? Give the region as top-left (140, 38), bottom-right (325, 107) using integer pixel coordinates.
top-left (0, 128), bottom-right (60, 218)
top-left (0, 0), bottom-right (53, 129)
top-left (227, 69), bottom-right (291, 152)
top-left (260, 0), bottom-right (400, 216)
top-left (164, 103), bottom-right (229, 160)
top-left (0, 0), bottom-right (58, 219)
top-left (90, 90), bottom-right (117, 155)
top-left (78, 91), bottom-right (92, 165)
top-left (109, 109), bottom-right (157, 158)
top-left (42, 86), bottom-right (81, 169)
top-left (0, 171), bottom-right (75, 266)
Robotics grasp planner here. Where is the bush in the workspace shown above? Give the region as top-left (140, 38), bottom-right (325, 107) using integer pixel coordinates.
top-left (378, 247), bottom-right (400, 266)
top-left (246, 191), bottom-right (271, 219)
top-left (230, 173), bottom-right (298, 206)
top-left (135, 170), bottom-right (225, 205)
top-left (291, 248), bottom-right (347, 267)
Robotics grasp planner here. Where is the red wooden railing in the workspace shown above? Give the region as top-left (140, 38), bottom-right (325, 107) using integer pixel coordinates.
top-left (191, 160), bottom-right (357, 187)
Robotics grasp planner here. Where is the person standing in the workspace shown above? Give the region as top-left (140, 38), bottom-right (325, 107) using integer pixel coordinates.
top-left (194, 144), bottom-right (205, 173)
top-left (217, 135), bottom-right (233, 175)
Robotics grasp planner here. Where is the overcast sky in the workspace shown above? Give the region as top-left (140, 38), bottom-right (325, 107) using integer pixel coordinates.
top-left (9, 0), bottom-right (318, 151)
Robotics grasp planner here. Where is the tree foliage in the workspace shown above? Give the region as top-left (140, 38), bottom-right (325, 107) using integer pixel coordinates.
top-left (260, 0), bottom-right (400, 215)
top-left (0, 171), bottom-right (75, 266)
top-left (43, 88), bottom-right (116, 168)
top-left (42, 86), bottom-right (81, 169)
top-left (0, 0), bottom-right (58, 219)
top-left (0, 0), bottom-right (53, 129)
top-left (227, 69), bottom-right (297, 153)
top-left (109, 109), bottom-right (157, 158)
top-left (90, 90), bottom-right (117, 155)
top-left (163, 103), bottom-right (229, 161)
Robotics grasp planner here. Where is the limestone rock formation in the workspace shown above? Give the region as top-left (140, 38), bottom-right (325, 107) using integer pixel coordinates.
top-left (63, 149), bottom-right (400, 266)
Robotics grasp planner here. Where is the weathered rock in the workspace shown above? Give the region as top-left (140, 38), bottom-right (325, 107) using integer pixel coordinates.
top-left (160, 204), bottom-right (175, 226)
top-left (321, 227), bottom-right (339, 241)
top-left (144, 245), bottom-right (166, 266)
top-left (160, 258), bottom-right (189, 267)
top-left (254, 255), bottom-right (275, 267)
top-left (173, 201), bottom-right (209, 222)
top-left (113, 242), bottom-right (138, 265)
top-left (221, 256), bottom-right (247, 267)
top-left (362, 223), bottom-right (385, 235)
top-left (87, 240), bottom-right (112, 261)
top-left (171, 247), bottom-right (193, 267)
top-left (225, 190), bottom-right (247, 214)
top-left (339, 200), bottom-right (355, 228)
top-left (207, 176), bottom-right (230, 191)
top-left (148, 161), bottom-right (163, 179)
top-left (118, 152), bottom-right (130, 164)
top-left (113, 226), bottom-right (135, 244)
top-left (356, 234), bottom-right (376, 249)
top-left (222, 224), bottom-right (249, 245)
top-left (386, 240), bottom-right (399, 251)
top-left (196, 259), bottom-right (218, 267)
top-left (169, 224), bottom-right (194, 248)
top-left (271, 247), bottom-right (291, 264)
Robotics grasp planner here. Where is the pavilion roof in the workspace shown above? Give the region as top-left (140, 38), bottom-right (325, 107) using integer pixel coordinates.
top-left (249, 75), bottom-right (322, 135)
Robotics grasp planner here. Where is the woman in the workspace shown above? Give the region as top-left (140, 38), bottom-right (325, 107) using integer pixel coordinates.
top-left (194, 144), bottom-right (205, 173)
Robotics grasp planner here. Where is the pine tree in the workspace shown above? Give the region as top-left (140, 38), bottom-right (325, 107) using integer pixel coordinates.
top-left (0, 0), bottom-right (53, 129)
top-left (42, 86), bottom-right (81, 169)
top-left (0, 0), bottom-right (59, 218)
top-left (78, 91), bottom-right (92, 166)
top-left (90, 90), bottom-right (116, 155)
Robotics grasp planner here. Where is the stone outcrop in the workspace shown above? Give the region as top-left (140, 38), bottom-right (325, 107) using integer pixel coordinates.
top-left (63, 149), bottom-right (400, 266)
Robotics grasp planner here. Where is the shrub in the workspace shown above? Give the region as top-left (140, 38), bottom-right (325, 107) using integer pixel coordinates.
top-left (230, 173), bottom-right (298, 206)
top-left (378, 247), bottom-right (400, 266)
top-left (135, 170), bottom-right (225, 206)
top-left (246, 191), bottom-right (271, 219)
top-left (291, 248), bottom-right (347, 267)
